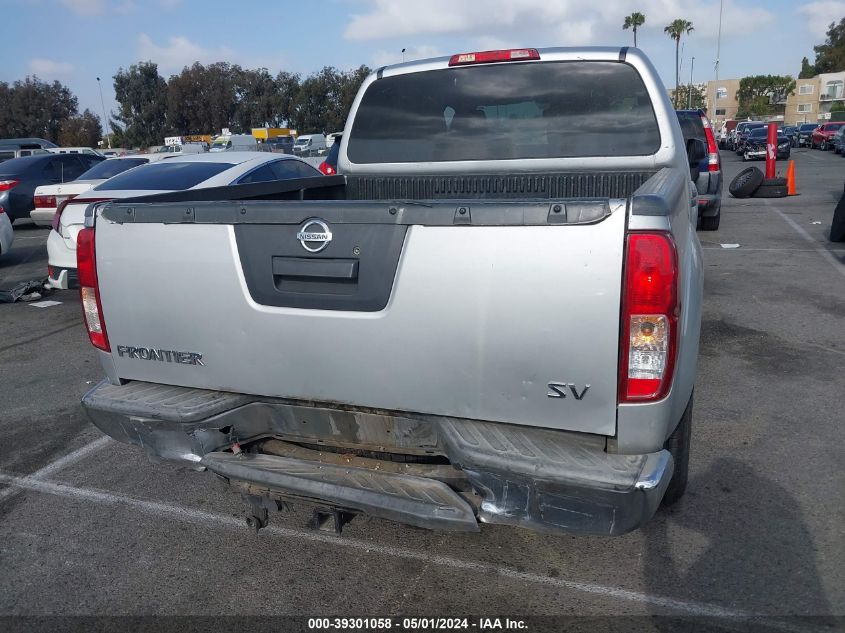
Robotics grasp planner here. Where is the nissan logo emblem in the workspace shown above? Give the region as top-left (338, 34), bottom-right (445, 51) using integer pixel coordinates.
top-left (296, 218), bottom-right (332, 253)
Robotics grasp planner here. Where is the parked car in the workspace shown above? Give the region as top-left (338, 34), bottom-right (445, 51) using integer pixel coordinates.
top-left (830, 127), bottom-right (845, 154)
top-left (292, 133), bottom-right (327, 157)
top-left (209, 135), bottom-right (258, 152)
top-left (0, 138), bottom-right (57, 164)
top-left (264, 135), bottom-right (295, 153)
top-left (0, 153), bottom-right (104, 222)
top-left (810, 122), bottom-right (844, 149)
top-left (318, 134), bottom-right (341, 175)
top-left (676, 109), bottom-right (722, 230)
top-left (796, 123), bottom-right (819, 147)
top-left (46, 147), bottom-right (103, 156)
top-left (0, 206), bottom-right (12, 255)
top-left (734, 122), bottom-right (767, 154)
top-left (80, 46), bottom-right (703, 538)
top-left (729, 121), bottom-right (761, 151)
top-left (741, 127), bottom-right (791, 161)
top-left (46, 152), bottom-right (319, 289)
top-left (780, 125), bottom-right (798, 147)
top-left (31, 156), bottom-right (162, 227)
top-left (326, 132), bottom-right (343, 148)
top-left (154, 142), bottom-right (206, 155)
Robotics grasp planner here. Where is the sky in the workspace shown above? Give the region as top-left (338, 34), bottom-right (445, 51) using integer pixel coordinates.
top-left (2, 0), bottom-right (843, 131)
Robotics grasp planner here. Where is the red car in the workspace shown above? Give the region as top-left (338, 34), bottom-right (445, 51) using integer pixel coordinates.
top-left (810, 122), bottom-right (845, 150)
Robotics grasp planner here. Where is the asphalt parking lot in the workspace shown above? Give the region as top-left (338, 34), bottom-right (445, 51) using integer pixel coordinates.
top-left (1, 149), bottom-right (843, 632)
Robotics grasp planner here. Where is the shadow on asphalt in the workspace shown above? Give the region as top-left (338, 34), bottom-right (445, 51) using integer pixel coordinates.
top-left (644, 457), bottom-right (834, 631)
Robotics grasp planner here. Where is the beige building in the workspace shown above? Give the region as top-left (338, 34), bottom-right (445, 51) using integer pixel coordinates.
top-left (704, 78), bottom-right (741, 128)
top-left (785, 77), bottom-right (822, 125)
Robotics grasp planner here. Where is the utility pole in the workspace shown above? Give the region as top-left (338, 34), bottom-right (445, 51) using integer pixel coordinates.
top-left (713, 0), bottom-right (723, 123)
top-left (96, 77), bottom-right (111, 149)
top-left (689, 57), bottom-right (695, 108)
top-left (402, 48), bottom-right (406, 63)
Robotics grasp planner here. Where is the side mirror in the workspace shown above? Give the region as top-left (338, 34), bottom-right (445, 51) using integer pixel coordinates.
top-left (686, 138), bottom-right (707, 181)
top-left (686, 138), bottom-right (707, 164)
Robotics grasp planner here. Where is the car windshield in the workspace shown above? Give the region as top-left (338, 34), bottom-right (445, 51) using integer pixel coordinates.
top-left (748, 128), bottom-right (769, 138)
top-left (348, 60), bottom-right (660, 163)
top-left (94, 161), bottom-right (232, 191)
top-left (800, 124), bottom-right (818, 131)
top-left (77, 158), bottom-right (148, 180)
top-left (295, 138), bottom-right (308, 144)
top-left (828, 123), bottom-right (844, 130)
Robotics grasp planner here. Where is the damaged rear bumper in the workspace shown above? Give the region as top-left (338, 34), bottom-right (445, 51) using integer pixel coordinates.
top-left (82, 379), bottom-right (673, 536)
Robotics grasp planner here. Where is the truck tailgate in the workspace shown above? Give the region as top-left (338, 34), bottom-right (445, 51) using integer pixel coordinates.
top-left (95, 200), bottom-right (626, 435)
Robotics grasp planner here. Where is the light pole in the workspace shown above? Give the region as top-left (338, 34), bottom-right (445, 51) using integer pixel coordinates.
top-left (688, 57), bottom-right (695, 109)
top-left (713, 0), bottom-right (723, 125)
top-left (402, 48), bottom-right (406, 63)
top-left (96, 76), bottom-right (111, 149)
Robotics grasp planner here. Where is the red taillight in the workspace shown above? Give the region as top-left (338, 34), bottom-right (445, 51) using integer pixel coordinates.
top-left (34, 194), bottom-right (57, 208)
top-left (0, 179), bottom-right (19, 192)
top-left (52, 195), bottom-right (102, 232)
top-left (701, 114), bottom-right (720, 172)
top-left (77, 227), bottom-right (110, 352)
top-left (448, 48), bottom-right (540, 66)
top-left (619, 232), bottom-right (679, 403)
top-left (318, 161), bottom-right (335, 175)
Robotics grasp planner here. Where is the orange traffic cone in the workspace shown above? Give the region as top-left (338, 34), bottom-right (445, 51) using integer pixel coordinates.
top-left (786, 160), bottom-right (797, 195)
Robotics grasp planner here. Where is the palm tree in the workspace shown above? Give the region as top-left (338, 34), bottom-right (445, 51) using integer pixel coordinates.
top-left (664, 19), bottom-right (694, 108)
top-left (622, 12), bottom-right (646, 48)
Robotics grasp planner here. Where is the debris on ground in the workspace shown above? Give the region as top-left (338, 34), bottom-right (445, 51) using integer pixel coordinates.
top-left (0, 279), bottom-right (51, 304)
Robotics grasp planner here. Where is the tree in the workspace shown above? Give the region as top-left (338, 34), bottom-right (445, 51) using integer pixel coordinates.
top-left (274, 71), bottom-right (302, 127)
top-left (58, 109), bottom-right (103, 147)
top-left (675, 83), bottom-right (706, 109)
top-left (830, 100), bottom-right (845, 113)
top-left (736, 75), bottom-right (796, 118)
top-left (113, 62), bottom-right (168, 147)
top-left (799, 56), bottom-right (816, 79)
top-left (813, 18), bottom-right (845, 74)
top-left (623, 12), bottom-right (646, 48)
top-left (664, 19), bottom-right (694, 108)
top-left (0, 76), bottom-right (78, 141)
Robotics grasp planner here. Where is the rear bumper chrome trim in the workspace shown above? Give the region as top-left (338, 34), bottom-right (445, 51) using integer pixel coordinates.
top-left (83, 379), bottom-right (673, 536)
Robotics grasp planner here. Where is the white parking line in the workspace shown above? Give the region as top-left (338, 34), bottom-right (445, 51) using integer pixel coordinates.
top-left (0, 471), bottom-right (824, 632)
top-left (766, 202), bottom-right (845, 279)
top-left (0, 436), bottom-right (110, 502)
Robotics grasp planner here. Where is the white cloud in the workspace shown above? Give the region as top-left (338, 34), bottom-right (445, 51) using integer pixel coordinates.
top-left (345, 0), bottom-right (774, 43)
top-left (58, 0), bottom-right (105, 14)
top-left (798, 1), bottom-right (845, 38)
top-left (136, 33), bottom-right (240, 73)
top-left (372, 45), bottom-right (444, 66)
top-left (28, 57), bottom-right (75, 76)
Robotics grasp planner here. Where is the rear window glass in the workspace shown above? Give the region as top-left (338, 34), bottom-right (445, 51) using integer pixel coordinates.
top-left (95, 161), bottom-right (231, 191)
top-left (675, 112), bottom-right (704, 142)
top-left (78, 158), bottom-right (148, 180)
top-left (347, 61), bottom-right (660, 163)
top-left (828, 123), bottom-right (844, 130)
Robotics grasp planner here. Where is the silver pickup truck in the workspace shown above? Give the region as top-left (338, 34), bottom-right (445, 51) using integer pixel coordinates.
top-left (79, 47), bottom-right (703, 536)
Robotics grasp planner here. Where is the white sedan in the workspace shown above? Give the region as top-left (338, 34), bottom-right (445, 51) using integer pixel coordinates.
top-left (31, 155), bottom-right (165, 227)
top-left (46, 152), bottom-right (320, 289)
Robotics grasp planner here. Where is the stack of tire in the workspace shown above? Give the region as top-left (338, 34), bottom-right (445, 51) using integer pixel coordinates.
top-left (729, 167), bottom-right (787, 198)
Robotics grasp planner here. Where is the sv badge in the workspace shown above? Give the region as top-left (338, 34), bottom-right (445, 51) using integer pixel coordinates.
top-left (547, 382), bottom-right (591, 400)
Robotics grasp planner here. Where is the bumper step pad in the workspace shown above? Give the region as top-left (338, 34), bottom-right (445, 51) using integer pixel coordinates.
top-left (201, 452), bottom-right (479, 532)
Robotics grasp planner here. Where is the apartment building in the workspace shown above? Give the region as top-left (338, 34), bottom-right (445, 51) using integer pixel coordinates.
top-left (783, 72), bottom-right (845, 124)
top-left (704, 78), bottom-right (741, 128)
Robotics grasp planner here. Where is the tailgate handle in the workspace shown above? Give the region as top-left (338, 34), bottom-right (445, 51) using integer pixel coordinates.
top-left (272, 257), bottom-right (359, 281)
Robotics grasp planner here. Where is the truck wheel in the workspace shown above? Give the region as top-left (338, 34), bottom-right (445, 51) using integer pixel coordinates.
top-left (699, 214), bottom-right (720, 231)
top-left (662, 395), bottom-right (692, 506)
top-left (729, 166), bottom-right (764, 198)
top-left (830, 191), bottom-right (845, 242)
top-left (752, 178), bottom-right (788, 198)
